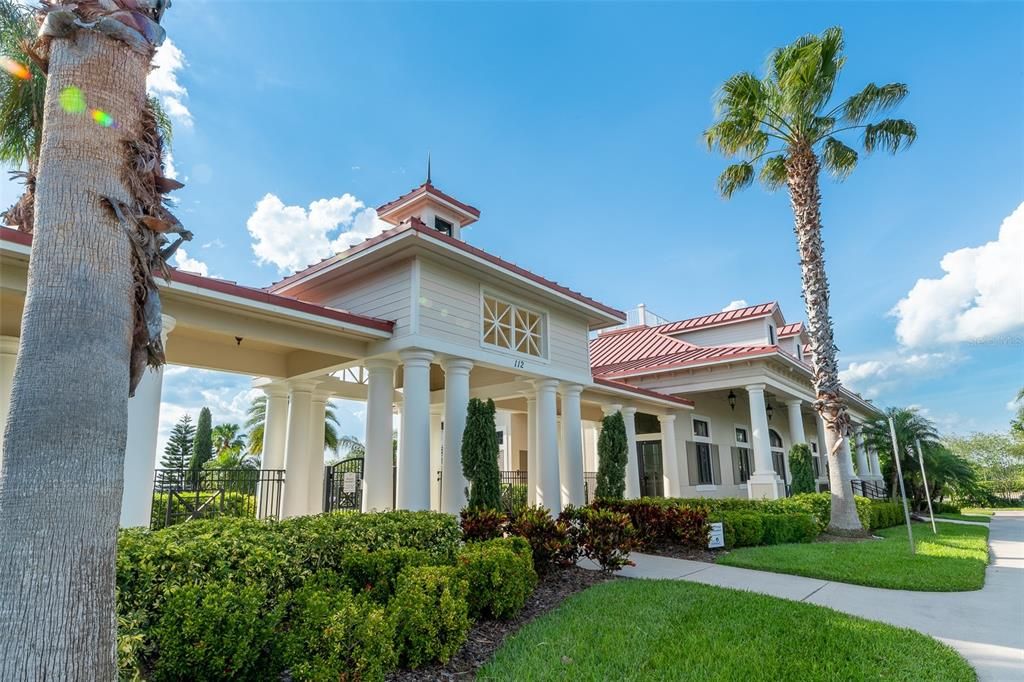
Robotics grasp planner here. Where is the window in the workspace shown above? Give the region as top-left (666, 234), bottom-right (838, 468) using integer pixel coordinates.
top-left (810, 442), bottom-right (820, 477)
top-left (434, 216), bottom-right (453, 236)
top-left (482, 294), bottom-right (544, 357)
top-left (696, 442), bottom-right (713, 485)
top-left (768, 325), bottom-right (776, 345)
top-left (769, 428), bottom-right (786, 479)
top-left (734, 427), bottom-right (752, 483)
top-left (693, 419), bottom-right (710, 439)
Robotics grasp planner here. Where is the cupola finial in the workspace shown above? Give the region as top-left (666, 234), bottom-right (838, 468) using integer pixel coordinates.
top-left (426, 152), bottom-right (431, 184)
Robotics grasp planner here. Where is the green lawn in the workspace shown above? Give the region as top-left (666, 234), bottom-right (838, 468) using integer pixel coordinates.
top-left (935, 513), bottom-right (990, 523)
top-left (717, 522), bottom-right (989, 591)
top-left (962, 507), bottom-right (1023, 516)
top-left (479, 580), bottom-right (975, 681)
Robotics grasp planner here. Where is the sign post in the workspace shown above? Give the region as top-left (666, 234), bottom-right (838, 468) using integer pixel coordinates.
top-left (915, 439), bottom-right (937, 534)
top-left (887, 417), bottom-right (915, 554)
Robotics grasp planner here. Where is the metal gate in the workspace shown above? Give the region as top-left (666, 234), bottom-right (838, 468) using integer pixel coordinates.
top-left (151, 468), bottom-right (285, 529)
top-left (323, 457), bottom-right (364, 512)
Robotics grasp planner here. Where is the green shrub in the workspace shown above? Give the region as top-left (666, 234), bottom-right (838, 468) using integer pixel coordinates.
top-left (462, 398), bottom-right (502, 511)
top-left (596, 411), bottom-right (628, 499)
top-left (869, 501), bottom-right (905, 530)
top-left (279, 573), bottom-right (396, 682)
top-left (788, 444), bottom-right (816, 495)
top-left (150, 580), bottom-right (281, 681)
top-left (457, 539), bottom-right (537, 620)
top-left (590, 498), bottom-right (708, 549)
top-left (150, 491), bottom-right (257, 529)
top-left (337, 548), bottom-right (437, 604)
top-left (390, 566), bottom-right (471, 668)
top-left (934, 501), bottom-right (961, 514)
top-left (508, 506), bottom-right (576, 574)
top-left (563, 506), bottom-right (637, 572)
top-left (460, 507), bottom-right (507, 542)
top-left (761, 513), bottom-right (818, 544)
top-left (718, 511), bottom-right (765, 548)
top-left (501, 483), bottom-right (528, 514)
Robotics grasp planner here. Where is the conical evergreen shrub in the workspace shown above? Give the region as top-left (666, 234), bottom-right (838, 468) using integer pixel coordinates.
top-left (596, 411), bottom-right (628, 500)
top-left (461, 398), bottom-right (501, 511)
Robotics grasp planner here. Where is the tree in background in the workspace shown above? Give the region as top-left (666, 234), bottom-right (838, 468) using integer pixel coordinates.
top-left (596, 412), bottom-right (628, 500)
top-left (461, 398), bottom-right (501, 510)
top-left (788, 443), bottom-right (816, 495)
top-left (0, 2), bottom-right (177, 676)
top-left (212, 423), bottom-right (245, 457)
top-left (189, 407), bottom-right (214, 479)
top-left (1011, 387), bottom-right (1024, 442)
top-left (946, 432), bottom-right (1024, 503)
top-left (160, 414), bottom-right (194, 470)
top-left (705, 26), bottom-right (916, 534)
top-left (863, 406), bottom-right (938, 504)
top-left (245, 395), bottom-right (342, 456)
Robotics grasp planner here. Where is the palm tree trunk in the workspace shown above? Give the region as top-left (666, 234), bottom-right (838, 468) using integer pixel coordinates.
top-left (785, 147), bottom-right (864, 535)
top-left (0, 31), bottom-right (149, 679)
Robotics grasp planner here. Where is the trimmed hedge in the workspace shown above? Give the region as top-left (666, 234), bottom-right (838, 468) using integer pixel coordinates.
top-left (713, 511), bottom-right (817, 548)
top-left (390, 566), bottom-right (471, 669)
top-left (868, 501), bottom-right (904, 530)
top-left (149, 491), bottom-right (256, 529)
top-left (457, 538), bottom-right (537, 620)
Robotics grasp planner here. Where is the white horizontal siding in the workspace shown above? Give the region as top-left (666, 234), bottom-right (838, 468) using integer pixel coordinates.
top-left (670, 319), bottom-right (767, 348)
top-left (320, 261), bottom-right (412, 335)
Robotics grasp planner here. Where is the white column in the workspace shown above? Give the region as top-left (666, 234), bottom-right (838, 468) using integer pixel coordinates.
top-left (786, 400), bottom-right (807, 444)
top-left (869, 448), bottom-right (883, 480)
top-left (558, 383), bottom-right (585, 507)
top-left (0, 336), bottom-right (18, 468)
top-left (363, 359), bottom-right (396, 512)
top-left (397, 349), bottom-right (433, 510)
top-left (121, 315), bottom-right (175, 527)
top-left (658, 414), bottom-right (680, 498)
top-left (525, 393), bottom-right (538, 505)
top-left (429, 408), bottom-right (443, 511)
top-left (853, 426), bottom-right (870, 481)
top-left (746, 384), bottom-right (781, 500)
top-left (622, 406), bottom-right (640, 499)
top-left (441, 357), bottom-right (473, 514)
top-left (281, 380), bottom-right (317, 518)
top-left (534, 379), bottom-right (561, 512)
top-left (815, 413), bottom-right (829, 481)
top-left (306, 390), bottom-right (329, 514)
top-left (255, 382), bottom-right (288, 518)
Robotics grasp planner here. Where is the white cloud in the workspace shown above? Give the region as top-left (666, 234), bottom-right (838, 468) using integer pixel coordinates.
top-left (172, 247), bottom-right (210, 277)
top-left (246, 192), bottom-right (389, 274)
top-left (721, 299), bottom-right (748, 312)
top-left (840, 350), bottom-right (958, 399)
top-left (163, 149), bottom-right (178, 180)
top-left (147, 38), bottom-right (193, 129)
top-left (891, 202), bottom-right (1024, 347)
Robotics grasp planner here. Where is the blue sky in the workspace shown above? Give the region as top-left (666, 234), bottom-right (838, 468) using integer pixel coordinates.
top-left (4, 1), bottom-right (1023, 454)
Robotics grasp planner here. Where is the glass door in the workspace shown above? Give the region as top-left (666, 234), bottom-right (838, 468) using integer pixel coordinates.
top-left (637, 441), bottom-right (664, 497)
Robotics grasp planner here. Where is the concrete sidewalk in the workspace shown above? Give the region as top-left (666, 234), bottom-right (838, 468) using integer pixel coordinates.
top-left (584, 512), bottom-right (1024, 681)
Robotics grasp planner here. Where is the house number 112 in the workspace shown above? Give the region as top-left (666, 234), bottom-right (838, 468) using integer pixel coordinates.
top-left (513, 359), bottom-right (525, 369)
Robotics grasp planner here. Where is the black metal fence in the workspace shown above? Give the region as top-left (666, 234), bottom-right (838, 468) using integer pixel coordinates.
top-left (323, 457), bottom-right (364, 513)
top-left (151, 468), bottom-right (285, 529)
top-left (583, 471), bottom-right (598, 504)
top-left (500, 470), bottom-right (528, 514)
top-left (852, 479), bottom-right (888, 500)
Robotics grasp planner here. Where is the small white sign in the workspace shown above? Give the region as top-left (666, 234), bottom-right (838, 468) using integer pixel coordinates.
top-left (708, 522), bottom-right (725, 549)
top-left (342, 472), bottom-right (358, 494)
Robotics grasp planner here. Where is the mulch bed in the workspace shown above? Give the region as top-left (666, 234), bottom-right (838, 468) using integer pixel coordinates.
top-left (387, 566), bottom-right (614, 681)
top-left (643, 543), bottom-right (725, 563)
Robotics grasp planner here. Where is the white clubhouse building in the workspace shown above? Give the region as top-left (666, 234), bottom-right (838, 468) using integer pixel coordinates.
top-left (0, 178), bottom-right (884, 526)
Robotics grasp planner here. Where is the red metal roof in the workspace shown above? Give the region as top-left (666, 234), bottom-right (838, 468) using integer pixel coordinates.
top-left (778, 322), bottom-right (804, 338)
top-left (592, 377), bottom-right (694, 407)
top-left (0, 228), bottom-right (395, 334)
top-left (269, 217), bottom-right (625, 321)
top-left (655, 302), bottom-right (778, 335)
top-left (377, 181), bottom-right (481, 223)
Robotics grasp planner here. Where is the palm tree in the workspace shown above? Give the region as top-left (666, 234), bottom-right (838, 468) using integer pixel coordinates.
top-left (863, 407), bottom-right (939, 508)
top-left (337, 434), bottom-right (365, 458)
top-left (0, 3), bottom-right (176, 677)
top-left (0, 0), bottom-right (172, 233)
top-left (245, 395), bottom-right (343, 457)
top-left (705, 26), bottom-right (916, 534)
top-left (212, 422), bottom-right (246, 457)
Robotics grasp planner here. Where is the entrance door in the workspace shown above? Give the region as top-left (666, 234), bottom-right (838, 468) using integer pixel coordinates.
top-left (637, 440), bottom-right (664, 497)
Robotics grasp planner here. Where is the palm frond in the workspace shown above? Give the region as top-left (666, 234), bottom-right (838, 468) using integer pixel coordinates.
top-left (863, 118), bottom-right (917, 153)
top-left (759, 154), bottom-right (788, 191)
top-left (716, 162), bottom-right (754, 198)
top-left (147, 95), bottom-right (173, 147)
top-left (821, 137), bottom-right (858, 179)
top-left (773, 26), bottom-right (845, 117)
top-left (0, 0), bottom-right (45, 168)
top-left (841, 83), bottom-right (909, 123)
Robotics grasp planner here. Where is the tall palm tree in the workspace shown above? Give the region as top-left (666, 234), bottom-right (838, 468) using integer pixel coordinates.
top-left (212, 422), bottom-right (246, 457)
top-left (0, 3), bottom-right (176, 677)
top-left (705, 26), bottom-right (916, 534)
top-left (863, 406), bottom-right (941, 507)
top-left (245, 395), bottom-right (343, 457)
top-left (0, 0), bottom-right (172, 233)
